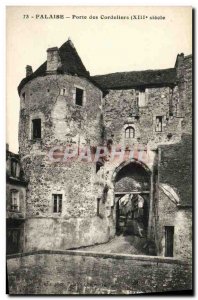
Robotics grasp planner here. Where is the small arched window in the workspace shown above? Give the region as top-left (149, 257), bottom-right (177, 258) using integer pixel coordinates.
top-left (125, 126), bottom-right (135, 138)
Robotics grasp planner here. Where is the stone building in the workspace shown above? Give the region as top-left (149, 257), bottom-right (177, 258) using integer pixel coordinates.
top-left (6, 144), bottom-right (27, 254)
top-left (16, 39), bottom-right (192, 259)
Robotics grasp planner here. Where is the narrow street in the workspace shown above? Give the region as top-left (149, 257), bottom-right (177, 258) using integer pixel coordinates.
top-left (78, 235), bottom-right (148, 255)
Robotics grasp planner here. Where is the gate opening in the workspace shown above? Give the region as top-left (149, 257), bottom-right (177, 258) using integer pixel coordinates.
top-left (114, 161), bottom-right (151, 238)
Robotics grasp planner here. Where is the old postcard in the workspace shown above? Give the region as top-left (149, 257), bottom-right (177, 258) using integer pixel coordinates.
top-left (6, 6), bottom-right (192, 295)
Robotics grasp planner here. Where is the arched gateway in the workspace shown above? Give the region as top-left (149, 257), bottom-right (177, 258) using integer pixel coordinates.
top-left (112, 159), bottom-right (153, 239)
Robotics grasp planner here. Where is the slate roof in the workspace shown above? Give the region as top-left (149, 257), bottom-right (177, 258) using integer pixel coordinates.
top-left (92, 68), bottom-right (177, 90)
top-left (58, 40), bottom-right (89, 76)
top-left (18, 40), bottom-right (91, 94)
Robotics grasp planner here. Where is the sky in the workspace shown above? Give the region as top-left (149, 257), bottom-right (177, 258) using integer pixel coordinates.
top-left (6, 6), bottom-right (192, 153)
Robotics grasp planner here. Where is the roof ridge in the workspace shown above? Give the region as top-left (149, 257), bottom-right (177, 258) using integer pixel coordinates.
top-left (92, 68), bottom-right (176, 78)
top-left (184, 54), bottom-right (192, 59)
top-left (92, 68), bottom-right (177, 90)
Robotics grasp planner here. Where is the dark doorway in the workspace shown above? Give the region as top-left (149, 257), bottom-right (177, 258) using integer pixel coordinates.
top-left (165, 226), bottom-right (174, 257)
top-left (6, 219), bottom-right (24, 255)
top-left (6, 228), bottom-right (21, 254)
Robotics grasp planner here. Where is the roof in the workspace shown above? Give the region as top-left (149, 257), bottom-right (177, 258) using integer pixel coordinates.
top-left (18, 39), bottom-right (179, 94)
top-left (6, 149), bottom-right (28, 186)
top-left (18, 40), bottom-right (92, 94)
top-left (6, 149), bottom-right (19, 161)
top-left (58, 40), bottom-right (88, 76)
top-left (92, 68), bottom-right (177, 90)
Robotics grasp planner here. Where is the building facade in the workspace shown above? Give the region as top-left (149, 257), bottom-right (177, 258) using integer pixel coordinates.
top-left (6, 144), bottom-right (27, 254)
top-left (15, 39), bottom-right (192, 259)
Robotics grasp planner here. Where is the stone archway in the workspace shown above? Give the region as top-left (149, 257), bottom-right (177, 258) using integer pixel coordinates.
top-left (112, 159), bottom-right (151, 237)
top-left (112, 158), bottom-right (151, 182)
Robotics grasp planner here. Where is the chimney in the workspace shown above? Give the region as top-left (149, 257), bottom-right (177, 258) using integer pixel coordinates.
top-left (26, 65), bottom-right (33, 77)
top-left (6, 143), bottom-right (9, 151)
top-left (175, 53), bottom-right (184, 78)
top-left (175, 53), bottom-right (184, 68)
top-left (46, 47), bottom-right (62, 73)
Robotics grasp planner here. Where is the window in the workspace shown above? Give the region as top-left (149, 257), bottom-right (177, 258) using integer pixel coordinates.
top-left (10, 190), bottom-right (19, 211)
top-left (22, 92), bottom-right (26, 100)
top-left (96, 161), bottom-right (103, 173)
top-left (139, 90), bottom-right (146, 107)
top-left (169, 89), bottom-right (174, 116)
top-left (97, 198), bottom-right (100, 216)
top-left (53, 194), bottom-right (62, 213)
top-left (165, 226), bottom-right (174, 257)
top-left (75, 88), bottom-right (84, 106)
top-left (11, 159), bottom-right (17, 177)
top-left (155, 116), bottom-right (163, 132)
top-left (135, 89), bottom-right (146, 107)
top-left (60, 88), bottom-right (67, 96)
top-left (125, 126), bottom-right (135, 138)
top-left (32, 119), bottom-right (41, 139)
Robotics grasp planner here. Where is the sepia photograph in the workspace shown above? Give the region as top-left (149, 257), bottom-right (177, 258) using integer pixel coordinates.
top-left (6, 6), bottom-right (193, 295)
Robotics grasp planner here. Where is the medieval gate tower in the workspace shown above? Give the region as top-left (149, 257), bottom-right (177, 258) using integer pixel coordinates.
top-left (18, 39), bottom-right (192, 258)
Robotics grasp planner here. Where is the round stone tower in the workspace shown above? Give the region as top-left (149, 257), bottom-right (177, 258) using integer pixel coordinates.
top-left (18, 39), bottom-right (110, 251)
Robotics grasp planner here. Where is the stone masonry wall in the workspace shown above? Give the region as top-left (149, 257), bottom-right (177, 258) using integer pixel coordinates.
top-left (18, 74), bottom-right (111, 251)
top-left (176, 55), bottom-right (192, 134)
top-left (157, 134), bottom-right (192, 259)
top-left (155, 56), bottom-right (192, 259)
top-left (156, 191), bottom-right (192, 259)
top-left (102, 59), bottom-right (192, 258)
top-left (17, 53), bottom-right (192, 254)
top-left (159, 134), bottom-right (192, 207)
top-left (102, 55), bottom-right (192, 150)
top-left (19, 74), bottom-right (103, 156)
top-left (7, 251), bottom-right (192, 295)
top-left (103, 86), bottom-right (182, 149)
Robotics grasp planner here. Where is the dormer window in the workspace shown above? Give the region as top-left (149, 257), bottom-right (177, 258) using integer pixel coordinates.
top-left (32, 118), bottom-right (41, 139)
top-left (75, 88), bottom-right (84, 106)
top-left (125, 126), bottom-right (135, 138)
